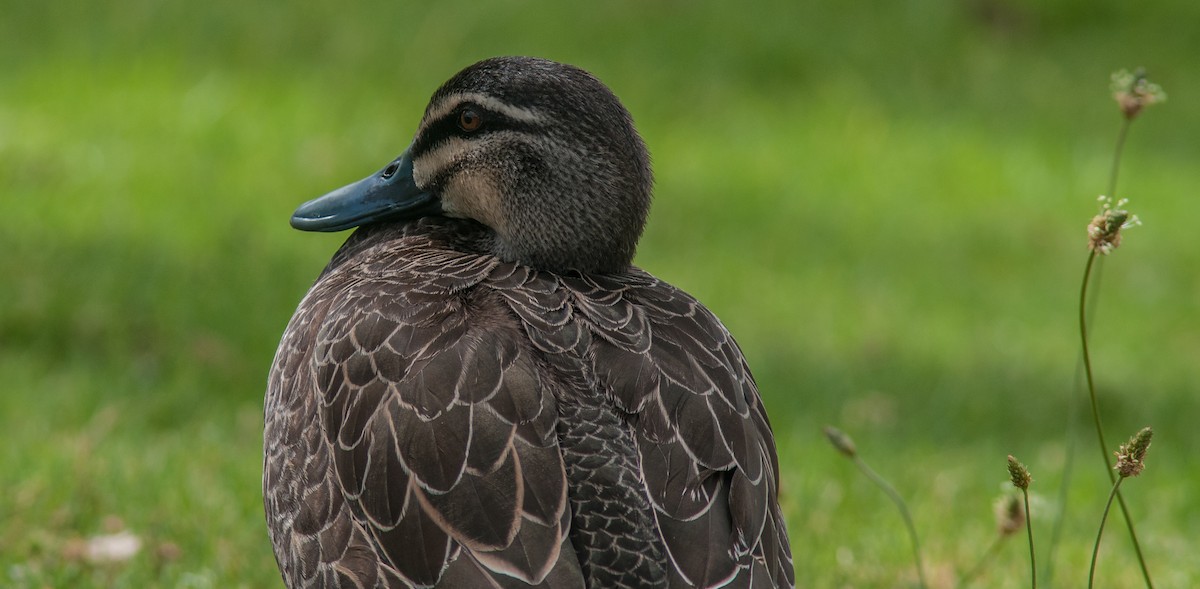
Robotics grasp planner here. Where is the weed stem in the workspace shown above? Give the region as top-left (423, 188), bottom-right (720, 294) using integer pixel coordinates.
top-left (1077, 113), bottom-right (1154, 589)
top-left (1022, 488), bottom-right (1037, 589)
top-left (1079, 251), bottom-right (1109, 476)
top-left (853, 456), bottom-right (928, 589)
top-left (1107, 118), bottom-right (1131, 198)
top-left (1088, 477), bottom-right (1125, 589)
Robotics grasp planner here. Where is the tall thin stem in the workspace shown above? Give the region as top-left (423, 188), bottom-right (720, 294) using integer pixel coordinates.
top-left (1077, 115), bottom-right (1154, 588)
top-left (1044, 359), bottom-right (1079, 587)
top-left (1079, 251), bottom-right (1109, 473)
top-left (1089, 477), bottom-right (1126, 589)
top-left (1022, 488), bottom-right (1037, 589)
top-left (853, 457), bottom-right (928, 589)
top-left (1107, 118), bottom-right (1132, 198)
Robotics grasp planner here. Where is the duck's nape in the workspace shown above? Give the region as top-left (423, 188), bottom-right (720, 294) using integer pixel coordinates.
top-left (290, 146), bottom-right (440, 232)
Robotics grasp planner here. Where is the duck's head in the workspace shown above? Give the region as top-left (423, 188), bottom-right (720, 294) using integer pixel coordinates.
top-left (292, 56), bottom-right (653, 273)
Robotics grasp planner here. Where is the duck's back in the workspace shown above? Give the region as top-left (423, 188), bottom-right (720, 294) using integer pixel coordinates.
top-left (265, 219), bottom-right (794, 589)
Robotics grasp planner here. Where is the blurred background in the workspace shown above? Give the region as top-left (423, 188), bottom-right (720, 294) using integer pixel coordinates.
top-left (2, 1), bottom-right (1196, 587)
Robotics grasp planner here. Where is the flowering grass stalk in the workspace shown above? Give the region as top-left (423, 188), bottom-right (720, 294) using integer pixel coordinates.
top-left (957, 490), bottom-right (1028, 587)
top-left (1007, 456), bottom-right (1036, 589)
top-left (824, 426), bottom-right (928, 589)
top-left (1076, 68), bottom-right (1162, 589)
top-left (1088, 428), bottom-right (1153, 588)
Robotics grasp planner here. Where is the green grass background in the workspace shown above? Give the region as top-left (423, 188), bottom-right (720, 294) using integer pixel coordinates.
top-left (2, 1), bottom-right (1197, 587)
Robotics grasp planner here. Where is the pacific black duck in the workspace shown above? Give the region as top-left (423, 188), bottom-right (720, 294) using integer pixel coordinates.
top-left (265, 56), bottom-right (794, 589)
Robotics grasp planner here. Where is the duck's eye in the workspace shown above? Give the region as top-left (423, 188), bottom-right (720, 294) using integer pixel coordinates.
top-left (381, 161), bottom-right (401, 179)
top-left (458, 108), bottom-right (483, 132)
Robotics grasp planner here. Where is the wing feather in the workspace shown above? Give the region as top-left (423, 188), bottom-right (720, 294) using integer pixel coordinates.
top-left (308, 249), bottom-right (574, 587)
top-left (576, 269), bottom-right (794, 588)
top-left (418, 446), bottom-right (521, 550)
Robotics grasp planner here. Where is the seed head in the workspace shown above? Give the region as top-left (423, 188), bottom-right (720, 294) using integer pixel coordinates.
top-left (1115, 426), bottom-right (1153, 478)
top-left (1007, 455), bottom-right (1032, 490)
top-left (994, 493), bottom-right (1026, 537)
top-left (1111, 68), bottom-right (1166, 120)
top-left (823, 426), bottom-right (857, 458)
top-left (1088, 195), bottom-right (1141, 255)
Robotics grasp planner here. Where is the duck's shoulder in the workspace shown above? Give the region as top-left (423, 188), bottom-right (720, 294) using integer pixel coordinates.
top-left (554, 267), bottom-right (744, 372)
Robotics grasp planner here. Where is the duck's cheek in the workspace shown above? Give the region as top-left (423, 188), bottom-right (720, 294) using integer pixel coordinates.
top-left (440, 170), bottom-right (508, 234)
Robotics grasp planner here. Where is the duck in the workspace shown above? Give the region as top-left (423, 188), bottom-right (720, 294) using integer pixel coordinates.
top-left (265, 56), bottom-right (795, 589)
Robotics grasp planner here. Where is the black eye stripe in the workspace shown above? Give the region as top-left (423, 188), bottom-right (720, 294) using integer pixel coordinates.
top-left (410, 105), bottom-right (543, 158)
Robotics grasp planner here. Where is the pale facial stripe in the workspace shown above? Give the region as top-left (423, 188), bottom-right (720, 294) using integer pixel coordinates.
top-left (419, 92), bottom-right (547, 136)
top-left (412, 130), bottom-right (537, 234)
top-left (412, 136), bottom-right (471, 188)
top-left (411, 130), bottom-right (538, 189)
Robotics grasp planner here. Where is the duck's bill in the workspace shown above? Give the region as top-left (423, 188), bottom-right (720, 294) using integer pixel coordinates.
top-left (290, 146), bottom-right (440, 232)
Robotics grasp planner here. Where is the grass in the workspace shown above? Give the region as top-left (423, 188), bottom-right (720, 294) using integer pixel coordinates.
top-left (2, 0), bottom-right (1199, 586)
